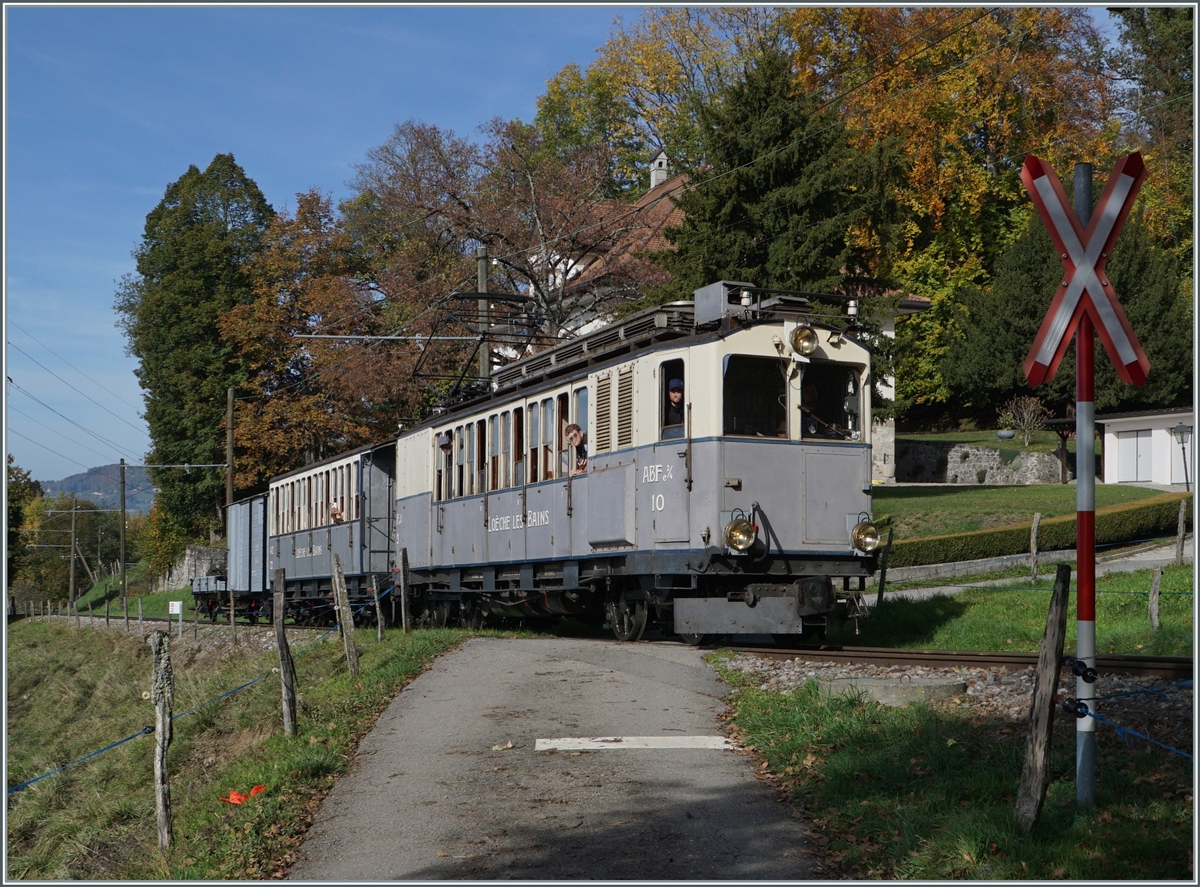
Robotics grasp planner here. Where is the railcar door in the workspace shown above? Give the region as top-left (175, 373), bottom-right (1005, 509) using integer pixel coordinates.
top-left (648, 439), bottom-right (690, 543)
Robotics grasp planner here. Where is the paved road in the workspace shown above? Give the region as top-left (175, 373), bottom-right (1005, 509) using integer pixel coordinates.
top-left (287, 637), bottom-right (816, 881)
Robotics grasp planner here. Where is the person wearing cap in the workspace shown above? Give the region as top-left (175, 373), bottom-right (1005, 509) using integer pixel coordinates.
top-left (437, 431), bottom-right (453, 454)
top-left (663, 377), bottom-right (685, 438)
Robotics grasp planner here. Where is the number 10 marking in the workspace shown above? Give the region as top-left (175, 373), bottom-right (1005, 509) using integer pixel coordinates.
top-left (651, 493), bottom-right (665, 511)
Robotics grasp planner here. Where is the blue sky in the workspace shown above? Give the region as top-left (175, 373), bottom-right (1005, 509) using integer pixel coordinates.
top-left (4, 4), bottom-right (638, 483)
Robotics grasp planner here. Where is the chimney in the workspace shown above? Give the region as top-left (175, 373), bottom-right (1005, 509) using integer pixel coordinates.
top-left (649, 150), bottom-right (669, 189)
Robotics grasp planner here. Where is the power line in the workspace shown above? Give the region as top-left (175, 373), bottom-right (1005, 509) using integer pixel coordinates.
top-left (7, 319), bottom-right (144, 412)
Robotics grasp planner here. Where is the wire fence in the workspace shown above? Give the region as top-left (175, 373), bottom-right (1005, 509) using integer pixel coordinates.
top-left (7, 584), bottom-right (396, 796)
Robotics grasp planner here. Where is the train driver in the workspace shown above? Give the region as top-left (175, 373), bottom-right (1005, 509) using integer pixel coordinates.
top-left (663, 377), bottom-right (685, 439)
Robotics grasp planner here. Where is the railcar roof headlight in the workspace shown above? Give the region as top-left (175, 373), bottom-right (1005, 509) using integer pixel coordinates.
top-left (851, 521), bottom-right (881, 553)
top-left (789, 325), bottom-right (819, 356)
top-left (724, 518), bottom-right (757, 552)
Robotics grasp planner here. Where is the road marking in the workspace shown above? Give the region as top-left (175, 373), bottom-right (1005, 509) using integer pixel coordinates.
top-left (535, 736), bottom-right (733, 751)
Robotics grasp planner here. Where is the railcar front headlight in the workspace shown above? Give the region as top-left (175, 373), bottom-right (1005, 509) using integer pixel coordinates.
top-left (851, 521), bottom-right (881, 553)
top-left (724, 518), bottom-right (757, 552)
top-left (789, 325), bottom-right (819, 356)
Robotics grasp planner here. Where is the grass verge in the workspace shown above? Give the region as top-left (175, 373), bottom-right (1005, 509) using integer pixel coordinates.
top-left (713, 662), bottom-right (1192, 880)
top-left (831, 563), bottom-right (1193, 656)
top-left (6, 620), bottom-right (467, 879)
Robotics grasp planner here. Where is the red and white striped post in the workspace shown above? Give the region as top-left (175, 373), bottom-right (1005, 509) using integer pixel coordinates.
top-left (1020, 154), bottom-right (1149, 809)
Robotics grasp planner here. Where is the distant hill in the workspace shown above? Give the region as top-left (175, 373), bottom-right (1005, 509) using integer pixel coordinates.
top-left (39, 464), bottom-right (157, 516)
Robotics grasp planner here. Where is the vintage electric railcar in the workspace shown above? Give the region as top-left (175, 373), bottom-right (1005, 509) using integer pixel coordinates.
top-left (197, 281), bottom-right (882, 641)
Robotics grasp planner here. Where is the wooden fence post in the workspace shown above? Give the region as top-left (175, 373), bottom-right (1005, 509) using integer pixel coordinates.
top-left (148, 631), bottom-right (174, 850)
top-left (1149, 565), bottom-right (1162, 631)
top-left (105, 598), bottom-right (110, 629)
top-left (372, 575), bottom-right (384, 643)
top-left (273, 570), bottom-right (297, 737)
top-left (873, 528), bottom-right (894, 609)
top-left (1014, 563), bottom-right (1071, 834)
top-left (123, 596), bottom-right (130, 632)
top-left (89, 601), bottom-right (94, 626)
top-left (1176, 499), bottom-right (1188, 567)
top-left (229, 586), bottom-right (237, 645)
top-left (1030, 513), bottom-right (1042, 583)
top-left (330, 554), bottom-right (361, 676)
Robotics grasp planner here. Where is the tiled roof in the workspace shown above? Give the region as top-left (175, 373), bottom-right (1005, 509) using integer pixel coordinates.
top-left (566, 172), bottom-right (689, 292)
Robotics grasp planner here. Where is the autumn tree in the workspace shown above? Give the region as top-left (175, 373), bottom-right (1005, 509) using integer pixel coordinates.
top-left (785, 8), bottom-right (1119, 416)
top-left (114, 154), bottom-right (273, 545)
top-left (347, 118), bottom-right (651, 345)
top-left (220, 190), bottom-right (443, 492)
top-left (6, 455), bottom-right (42, 590)
top-left (537, 7), bottom-right (786, 194)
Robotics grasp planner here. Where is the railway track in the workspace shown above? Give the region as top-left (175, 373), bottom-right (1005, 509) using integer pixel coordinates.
top-left (728, 644), bottom-right (1193, 680)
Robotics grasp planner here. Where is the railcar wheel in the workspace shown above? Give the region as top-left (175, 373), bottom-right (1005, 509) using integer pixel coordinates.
top-left (431, 601), bottom-right (451, 629)
top-left (609, 593), bottom-right (647, 642)
top-left (459, 600), bottom-right (485, 631)
top-left (678, 633), bottom-right (708, 646)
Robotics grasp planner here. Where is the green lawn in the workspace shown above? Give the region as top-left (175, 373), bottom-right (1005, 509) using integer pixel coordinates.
top-left (873, 483), bottom-right (1163, 539)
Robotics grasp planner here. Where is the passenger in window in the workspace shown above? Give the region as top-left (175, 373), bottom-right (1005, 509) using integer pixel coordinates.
top-left (565, 423), bottom-right (588, 475)
top-left (331, 505), bottom-right (345, 524)
top-left (663, 378), bottom-right (685, 439)
top-left (437, 431), bottom-right (453, 455)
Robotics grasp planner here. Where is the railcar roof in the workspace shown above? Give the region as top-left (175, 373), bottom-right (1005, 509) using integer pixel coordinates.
top-left (268, 436), bottom-right (399, 485)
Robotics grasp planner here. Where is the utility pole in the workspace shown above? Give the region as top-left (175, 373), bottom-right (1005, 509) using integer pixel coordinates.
top-left (226, 388), bottom-right (235, 517)
top-left (120, 458), bottom-right (127, 609)
top-left (477, 246), bottom-right (489, 380)
top-left (69, 494), bottom-right (77, 602)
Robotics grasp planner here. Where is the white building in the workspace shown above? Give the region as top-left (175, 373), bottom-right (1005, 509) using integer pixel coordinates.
top-left (1097, 406), bottom-right (1195, 487)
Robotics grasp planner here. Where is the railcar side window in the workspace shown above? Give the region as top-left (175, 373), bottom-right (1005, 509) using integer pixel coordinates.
top-left (660, 358), bottom-right (685, 440)
top-left (799, 364), bottom-right (863, 441)
top-left (501, 411), bottom-right (511, 488)
top-left (489, 415), bottom-right (499, 491)
top-left (476, 419), bottom-right (487, 493)
top-left (465, 424), bottom-right (475, 495)
top-left (528, 403), bottom-right (540, 483)
top-left (723, 355), bottom-right (787, 437)
top-left (513, 408), bottom-right (524, 486)
top-left (456, 426), bottom-right (465, 496)
top-left (557, 392), bottom-right (570, 477)
top-left (542, 397), bottom-right (555, 480)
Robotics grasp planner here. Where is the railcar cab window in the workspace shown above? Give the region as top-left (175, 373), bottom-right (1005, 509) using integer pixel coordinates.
top-left (723, 355), bottom-right (786, 437)
top-left (660, 359), bottom-right (685, 440)
top-left (799, 363), bottom-right (863, 440)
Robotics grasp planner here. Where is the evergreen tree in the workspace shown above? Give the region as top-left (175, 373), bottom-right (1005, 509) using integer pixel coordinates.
top-left (114, 154), bottom-right (273, 544)
top-left (652, 42), bottom-right (898, 301)
top-left (946, 210), bottom-right (1191, 422)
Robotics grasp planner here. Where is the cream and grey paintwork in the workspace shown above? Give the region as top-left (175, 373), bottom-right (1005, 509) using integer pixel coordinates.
top-left (393, 310), bottom-right (875, 633)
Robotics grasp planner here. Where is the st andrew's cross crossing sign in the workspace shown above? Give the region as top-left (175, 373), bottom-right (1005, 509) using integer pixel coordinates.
top-left (1020, 152), bottom-right (1150, 387)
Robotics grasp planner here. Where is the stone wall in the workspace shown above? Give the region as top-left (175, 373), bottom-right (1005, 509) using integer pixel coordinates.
top-left (153, 544), bottom-right (227, 592)
top-left (896, 440), bottom-right (1075, 485)
top-left (872, 418), bottom-right (896, 483)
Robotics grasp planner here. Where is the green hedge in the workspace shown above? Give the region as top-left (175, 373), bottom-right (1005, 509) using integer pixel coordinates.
top-left (887, 493), bottom-right (1193, 569)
